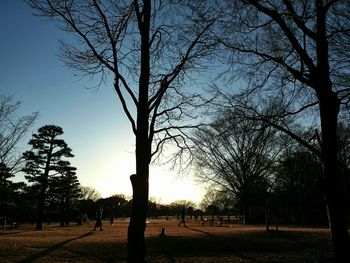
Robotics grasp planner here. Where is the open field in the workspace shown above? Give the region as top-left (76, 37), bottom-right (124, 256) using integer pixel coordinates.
top-left (1, 219), bottom-right (333, 262)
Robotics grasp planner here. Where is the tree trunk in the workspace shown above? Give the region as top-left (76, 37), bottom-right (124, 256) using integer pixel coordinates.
top-left (36, 178), bottom-right (48, 230)
top-left (36, 137), bottom-right (53, 230)
top-left (127, 171), bottom-right (149, 262)
top-left (36, 195), bottom-right (44, 230)
top-left (240, 193), bottom-right (250, 225)
top-left (241, 199), bottom-right (250, 225)
top-left (127, 111), bottom-right (150, 262)
top-left (319, 91), bottom-right (350, 262)
top-left (65, 199), bottom-right (70, 226)
top-left (60, 197), bottom-right (65, 227)
top-left (313, 4), bottom-right (350, 260)
top-left (127, 1), bottom-right (151, 261)
top-left (265, 198), bottom-right (270, 231)
top-left (127, 2), bottom-right (151, 261)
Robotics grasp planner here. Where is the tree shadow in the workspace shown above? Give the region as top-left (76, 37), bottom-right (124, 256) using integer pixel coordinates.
top-left (146, 228), bottom-right (332, 263)
top-left (18, 231), bottom-right (95, 263)
top-left (0, 230), bottom-right (34, 236)
top-left (185, 226), bottom-right (216, 238)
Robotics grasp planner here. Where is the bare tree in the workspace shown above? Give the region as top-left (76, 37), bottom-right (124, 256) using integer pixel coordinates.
top-left (200, 187), bottom-right (235, 218)
top-left (0, 95), bottom-right (37, 171)
top-left (25, 1), bottom-right (215, 260)
top-left (79, 186), bottom-right (102, 202)
top-left (210, 1), bottom-right (350, 261)
top-left (193, 108), bottom-right (280, 224)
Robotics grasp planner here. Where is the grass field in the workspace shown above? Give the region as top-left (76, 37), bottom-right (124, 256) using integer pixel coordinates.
top-left (0, 219), bottom-right (333, 262)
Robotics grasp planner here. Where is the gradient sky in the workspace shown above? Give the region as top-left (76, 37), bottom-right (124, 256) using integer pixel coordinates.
top-left (0, 0), bottom-right (205, 204)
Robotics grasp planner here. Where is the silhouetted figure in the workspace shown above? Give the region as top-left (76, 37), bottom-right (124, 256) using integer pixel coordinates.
top-left (93, 206), bottom-right (103, 231)
top-left (209, 215), bottom-right (214, 226)
top-left (218, 217), bottom-right (223, 227)
top-left (77, 213), bottom-right (82, 225)
top-left (159, 226), bottom-right (165, 236)
top-left (109, 214), bottom-right (114, 225)
top-left (178, 206), bottom-right (186, 226)
top-left (82, 213), bottom-right (89, 225)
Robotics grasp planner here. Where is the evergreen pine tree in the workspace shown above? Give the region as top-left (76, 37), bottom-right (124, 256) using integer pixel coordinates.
top-left (23, 125), bottom-right (74, 230)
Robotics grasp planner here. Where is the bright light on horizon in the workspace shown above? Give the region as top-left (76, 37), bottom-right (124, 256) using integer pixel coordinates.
top-left (1, 1), bottom-right (206, 207)
top-left (91, 152), bottom-right (205, 205)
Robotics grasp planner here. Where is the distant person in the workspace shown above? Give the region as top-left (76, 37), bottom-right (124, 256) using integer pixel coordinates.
top-left (109, 213), bottom-right (114, 225)
top-left (82, 213), bottom-right (89, 225)
top-left (178, 206), bottom-right (186, 226)
top-left (77, 213), bottom-right (82, 225)
top-left (93, 206), bottom-right (103, 231)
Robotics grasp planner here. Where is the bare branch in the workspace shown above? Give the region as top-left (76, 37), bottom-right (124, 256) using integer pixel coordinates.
top-left (247, 0), bottom-right (316, 73)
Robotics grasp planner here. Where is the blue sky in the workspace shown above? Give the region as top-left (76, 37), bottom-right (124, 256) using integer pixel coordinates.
top-left (0, 0), bottom-right (205, 204)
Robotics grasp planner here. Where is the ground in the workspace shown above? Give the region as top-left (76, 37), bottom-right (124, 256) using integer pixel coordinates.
top-left (0, 218), bottom-right (333, 262)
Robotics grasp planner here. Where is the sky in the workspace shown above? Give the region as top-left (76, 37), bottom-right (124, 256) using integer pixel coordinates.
top-left (0, 0), bottom-right (206, 205)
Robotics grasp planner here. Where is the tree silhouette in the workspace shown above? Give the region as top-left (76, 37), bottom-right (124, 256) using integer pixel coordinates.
top-left (193, 109), bottom-right (279, 224)
top-left (79, 186), bottom-right (101, 202)
top-left (0, 95), bottom-right (37, 171)
top-left (25, 1), bottom-right (215, 260)
top-left (0, 162), bottom-right (25, 228)
top-left (23, 125), bottom-right (74, 230)
top-left (274, 149), bottom-right (326, 225)
top-left (0, 163), bottom-right (15, 211)
top-left (211, 1), bottom-right (350, 260)
top-left (200, 188), bottom-right (234, 218)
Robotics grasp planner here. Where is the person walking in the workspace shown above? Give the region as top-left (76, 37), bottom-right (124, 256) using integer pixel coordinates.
top-left (109, 213), bottom-right (114, 225)
top-left (93, 206), bottom-right (103, 231)
top-left (178, 206), bottom-right (186, 226)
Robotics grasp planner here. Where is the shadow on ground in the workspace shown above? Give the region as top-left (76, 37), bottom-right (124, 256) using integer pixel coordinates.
top-left (18, 232), bottom-right (96, 263)
top-left (146, 227), bottom-right (332, 263)
top-left (1, 225), bottom-right (333, 263)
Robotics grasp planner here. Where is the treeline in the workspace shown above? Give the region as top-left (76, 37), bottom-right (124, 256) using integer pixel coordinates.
top-left (0, 96), bottom-right (202, 228)
top-left (2, 94), bottom-right (350, 230)
top-left (0, 96), bottom-right (201, 228)
top-left (80, 197), bottom-right (199, 222)
top-left (193, 108), bottom-right (350, 227)
top-left (198, 149), bottom-right (331, 226)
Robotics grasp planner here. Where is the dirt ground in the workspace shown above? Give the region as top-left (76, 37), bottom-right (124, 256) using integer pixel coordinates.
top-left (0, 218), bottom-right (333, 263)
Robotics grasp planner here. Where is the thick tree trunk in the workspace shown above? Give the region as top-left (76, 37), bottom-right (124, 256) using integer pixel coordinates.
top-left (36, 195), bottom-right (44, 230)
top-left (319, 91), bottom-right (350, 262)
top-left (241, 198), bottom-right (250, 225)
top-left (127, 2), bottom-right (151, 261)
top-left (65, 200), bottom-right (70, 226)
top-left (36, 178), bottom-right (48, 230)
top-left (36, 138), bottom-right (53, 231)
top-left (265, 198), bottom-right (270, 231)
top-left (127, 104), bottom-right (150, 262)
top-left (313, 4), bottom-right (350, 260)
top-left (60, 198), bottom-right (65, 227)
top-left (127, 172), bottom-right (149, 262)
top-left (127, 129), bottom-right (150, 262)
